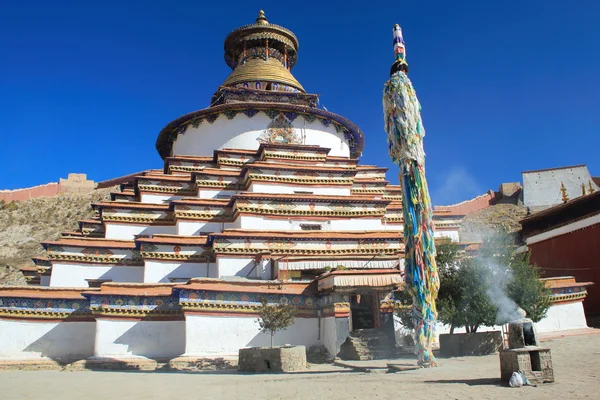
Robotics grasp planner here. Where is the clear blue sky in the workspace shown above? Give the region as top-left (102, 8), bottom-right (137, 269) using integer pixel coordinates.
top-left (1, 1), bottom-right (599, 205)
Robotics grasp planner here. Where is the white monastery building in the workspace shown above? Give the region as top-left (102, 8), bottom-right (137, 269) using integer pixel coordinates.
top-left (0, 11), bottom-right (589, 368)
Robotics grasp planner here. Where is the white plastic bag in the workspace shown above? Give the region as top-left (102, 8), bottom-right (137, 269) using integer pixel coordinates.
top-left (509, 371), bottom-right (524, 387)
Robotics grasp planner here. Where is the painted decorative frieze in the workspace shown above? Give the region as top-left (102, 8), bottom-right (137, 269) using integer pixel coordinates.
top-left (0, 296), bottom-right (92, 320)
top-left (178, 288), bottom-right (316, 316)
top-left (101, 208), bottom-right (174, 225)
top-left (212, 235), bottom-right (403, 255)
top-left (137, 178), bottom-right (196, 195)
top-left (87, 294), bottom-right (181, 318)
top-left (44, 243), bottom-right (142, 265)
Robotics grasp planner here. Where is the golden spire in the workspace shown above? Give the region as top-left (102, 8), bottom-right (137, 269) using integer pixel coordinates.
top-left (589, 180), bottom-right (596, 194)
top-left (582, 183), bottom-right (587, 196)
top-left (256, 10), bottom-right (268, 25)
top-left (560, 182), bottom-right (569, 203)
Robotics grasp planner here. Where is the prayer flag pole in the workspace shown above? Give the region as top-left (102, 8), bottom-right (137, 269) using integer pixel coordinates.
top-left (383, 24), bottom-right (439, 367)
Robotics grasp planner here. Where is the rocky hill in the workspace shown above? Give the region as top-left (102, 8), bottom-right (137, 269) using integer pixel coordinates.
top-left (458, 203), bottom-right (528, 243)
top-left (0, 188), bottom-right (114, 285)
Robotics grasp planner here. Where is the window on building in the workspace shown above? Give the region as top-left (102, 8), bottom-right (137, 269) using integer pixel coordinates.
top-left (300, 224), bottom-right (322, 231)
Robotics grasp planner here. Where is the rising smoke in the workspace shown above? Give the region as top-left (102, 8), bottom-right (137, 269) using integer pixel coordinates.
top-left (470, 227), bottom-right (523, 324)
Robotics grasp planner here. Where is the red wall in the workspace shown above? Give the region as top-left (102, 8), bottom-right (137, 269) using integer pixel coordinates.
top-left (0, 183), bottom-right (61, 202)
top-left (435, 191), bottom-right (496, 215)
top-left (529, 224), bottom-right (600, 316)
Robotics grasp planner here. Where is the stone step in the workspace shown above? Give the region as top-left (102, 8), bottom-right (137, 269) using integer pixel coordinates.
top-left (350, 336), bottom-right (394, 346)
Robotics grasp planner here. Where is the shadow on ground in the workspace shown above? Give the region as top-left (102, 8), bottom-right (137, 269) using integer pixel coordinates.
top-left (424, 378), bottom-right (503, 387)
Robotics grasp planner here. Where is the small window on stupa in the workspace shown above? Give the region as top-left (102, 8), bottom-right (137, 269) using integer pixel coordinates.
top-left (300, 224), bottom-right (322, 231)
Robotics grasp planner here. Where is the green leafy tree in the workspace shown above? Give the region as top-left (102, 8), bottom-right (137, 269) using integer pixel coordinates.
top-left (436, 232), bottom-right (551, 333)
top-left (437, 257), bottom-right (497, 333)
top-left (257, 298), bottom-right (297, 347)
top-left (400, 233), bottom-right (551, 334)
top-left (507, 252), bottom-right (552, 322)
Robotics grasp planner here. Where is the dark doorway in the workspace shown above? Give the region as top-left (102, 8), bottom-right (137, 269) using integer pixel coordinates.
top-left (350, 294), bottom-right (376, 330)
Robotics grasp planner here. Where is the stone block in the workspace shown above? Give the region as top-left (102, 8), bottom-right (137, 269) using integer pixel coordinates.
top-left (499, 348), bottom-right (554, 384)
top-left (238, 345), bottom-right (307, 372)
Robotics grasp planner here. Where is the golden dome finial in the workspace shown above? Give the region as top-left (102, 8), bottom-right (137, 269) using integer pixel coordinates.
top-left (256, 10), bottom-right (268, 25)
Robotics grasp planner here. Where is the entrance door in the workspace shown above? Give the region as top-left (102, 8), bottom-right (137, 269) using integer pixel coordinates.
top-left (350, 294), bottom-right (378, 331)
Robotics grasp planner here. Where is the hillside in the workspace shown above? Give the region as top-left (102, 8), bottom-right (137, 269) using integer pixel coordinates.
top-left (458, 203), bottom-right (528, 243)
top-left (0, 188), bottom-right (114, 285)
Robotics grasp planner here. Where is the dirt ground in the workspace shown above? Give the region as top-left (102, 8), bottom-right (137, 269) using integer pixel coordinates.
top-left (1, 332), bottom-right (598, 400)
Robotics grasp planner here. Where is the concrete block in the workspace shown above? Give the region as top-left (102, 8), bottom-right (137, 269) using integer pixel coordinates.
top-left (439, 331), bottom-right (503, 357)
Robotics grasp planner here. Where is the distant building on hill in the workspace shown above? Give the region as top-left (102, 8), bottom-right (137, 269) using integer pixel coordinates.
top-left (522, 165), bottom-right (599, 213)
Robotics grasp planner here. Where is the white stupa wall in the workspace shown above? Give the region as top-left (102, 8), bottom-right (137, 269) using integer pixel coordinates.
top-left (199, 190), bottom-right (238, 199)
top-left (104, 223), bottom-right (175, 240)
top-left (0, 319), bottom-right (95, 361)
top-left (94, 319), bottom-right (185, 359)
top-left (177, 220), bottom-right (232, 236)
top-left (172, 113), bottom-right (351, 158)
top-left (140, 193), bottom-right (186, 204)
top-left (533, 301), bottom-right (588, 332)
top-left (248, 182), bottom-right (351, 196)
top-left (49, 264), bottom-right (144, 287)
top-left (183, 314), bottom-right (320, 356)
top-left (143, 260), bottom-right (218, 283)
top-left (217, 257), bottom-right (270, 279)
top-left (234, 215), bottom-right (386, 231)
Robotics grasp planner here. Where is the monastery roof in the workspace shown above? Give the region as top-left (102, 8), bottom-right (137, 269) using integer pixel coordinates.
top-left (356, 165), bottom-right (388, 172)
top-left (211, 230), bottom-right (402, 240)
top-left (82, 283), bottom-right (177, 297)
top-left (166, 155), bottom-right (214, 162)
top-left (316, 269), bottom-right (402, 279)
top-left (176, 278), bottom-right (314, 295)
top-left (61, 231), bottom-right (84, 237)
top-left (541, 276), bottom-right (594, 289)
top-left (79, 219), bottom-right (103, 225)
top-left (327, 155), bottom-right (358, 162)
top-left (139, 174), bottom-right (192, 181)
top-left (194, 168), bottom-right (241, 177)
top-left (42, 238), bottom-right (136, 249)
top-left (259, 143), bottom-right (329, 152)
top-left (110, 191), bottom-right (136, 197)
top-left (354, 178), bottom-right (389, 184)
top-left (214, 149), bottom-right (257, 157)
top-left (136, 235), bottom-right (209, 246)
top-left (171, 198), bottom-right (230, 206)
top-left (244, 162), bottom-right (353, 172)
top-left (93, 201), bottom-right (170, 210)
top-left (0, 286), bottom-right (97, 299)
top-left (232, 193), bottom-right (390, 203)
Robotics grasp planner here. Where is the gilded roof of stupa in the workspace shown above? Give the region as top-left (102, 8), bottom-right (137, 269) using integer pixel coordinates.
top-left (222, 58), bottom-right (304, 91)
top-left (222, 10), bottom-right (304, 92)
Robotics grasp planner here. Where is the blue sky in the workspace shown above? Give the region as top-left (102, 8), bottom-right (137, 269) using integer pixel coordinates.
top-left (1, 1), bottom-right (599, 205)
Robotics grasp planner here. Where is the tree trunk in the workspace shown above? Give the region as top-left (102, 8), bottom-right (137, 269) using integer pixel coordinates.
top-left (473, 324), bottom-right (479, 333)
top-left (449, 324), bottom-right (455, 335)
top-left (271, 331), bottom-right (274, 348)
